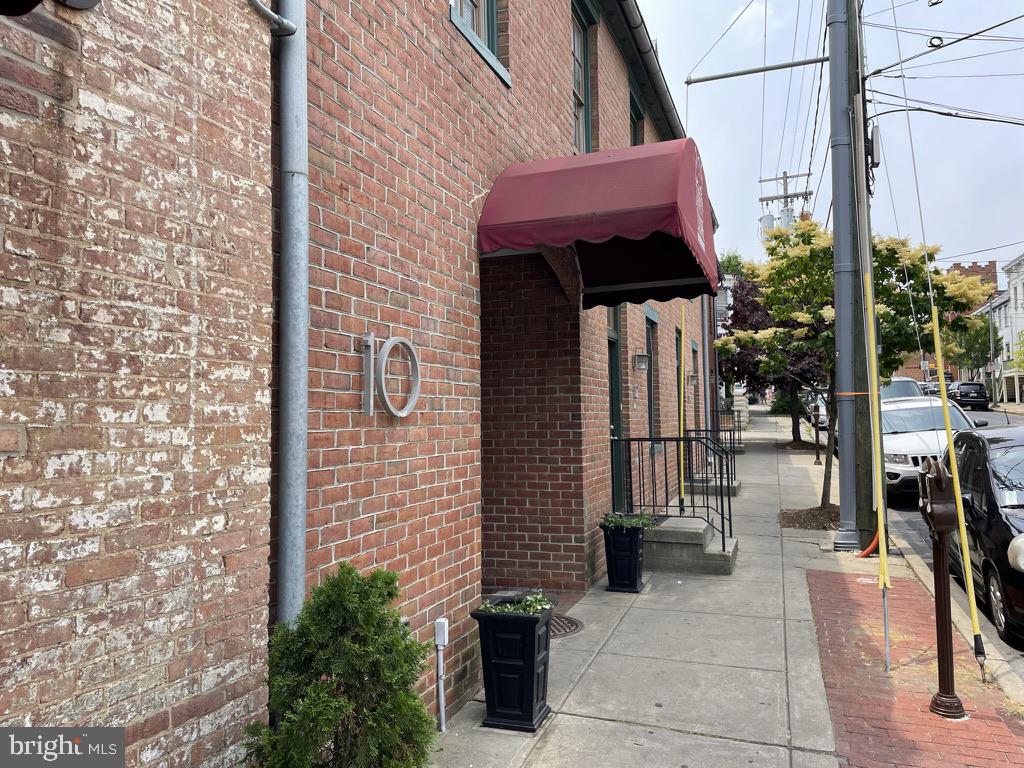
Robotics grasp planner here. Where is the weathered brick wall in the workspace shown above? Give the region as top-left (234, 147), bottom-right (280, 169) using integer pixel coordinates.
top-left (0, 4), bottom-right (273, 766)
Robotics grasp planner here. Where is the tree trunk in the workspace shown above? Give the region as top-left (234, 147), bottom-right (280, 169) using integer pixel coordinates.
top-left (821, 371), bottom-right (837, 508)
top-left (789, 382), bottom-right (802, 444)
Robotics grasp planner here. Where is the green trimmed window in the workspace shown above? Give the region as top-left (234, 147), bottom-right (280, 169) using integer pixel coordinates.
top-left (630, 95), bottom-right (644, 146)
top-left (454, 0), bottom-right (494, 49)
top-left (571, 10), bottom-right (591, 153)
top-left (450, 0), bottom-right (510, 86)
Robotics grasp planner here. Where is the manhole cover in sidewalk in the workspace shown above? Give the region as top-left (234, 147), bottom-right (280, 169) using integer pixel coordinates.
top-left (550, 614), bottom-right (583, 638)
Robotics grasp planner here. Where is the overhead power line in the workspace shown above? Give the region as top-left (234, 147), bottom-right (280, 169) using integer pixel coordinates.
top-left (871, 103), bottom-right (1024, 129)
top-left (759, 0), bottom-right (768, 178)
top-left (786, 0), bottom-right (824, 171)
top-left (775, 0), bottom-right (805, 177)
top-left (868, 13), bottom-right (1024, 76)
top-left (863, 21), bottom-right (1024, 43)
top-left (879, 72), bottom-right (1024, 79)
top-left (862, 0), bottom-right (917, 20)
top-left (803, 21), bottom-right (829, 194)
top-left (932, 241), bottom-right (1024, 262)
top-left (686, 0), bottom-right (759, 79)
top-left (868, 88), bottom-right (1024, 121)
top-left (898, 43), bottom-right (1024, 71)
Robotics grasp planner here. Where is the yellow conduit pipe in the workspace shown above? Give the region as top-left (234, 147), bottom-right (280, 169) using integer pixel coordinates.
top-left (864, 274), bottom-right (892, 673)
top-left (679, 303), bottom-right (686, 503)
top-left (863, 275), bottom-right (891, 592)
top-left (930, 302), bottom-right (987, 671)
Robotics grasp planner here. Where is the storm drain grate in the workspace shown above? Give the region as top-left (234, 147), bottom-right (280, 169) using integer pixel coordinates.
top-left (549, 614), bottom-right (583, 638)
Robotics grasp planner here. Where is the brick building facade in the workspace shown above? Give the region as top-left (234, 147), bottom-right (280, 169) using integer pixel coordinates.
top-left (0, 2), bottom-right (716, 765)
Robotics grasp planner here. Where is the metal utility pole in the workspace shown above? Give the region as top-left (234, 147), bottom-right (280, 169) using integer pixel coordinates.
top-left (758, 171), bottom-right (813, 229)
top-left (851, 0), bottom-right (875, 549)
top-left (829, 0), bottom-right (861, 551)
top-left (758, 171), bottom-right (813, 206)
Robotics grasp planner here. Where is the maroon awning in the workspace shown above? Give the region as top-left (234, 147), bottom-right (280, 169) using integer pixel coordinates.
top-left (478, 138), bottom-right (718, 308)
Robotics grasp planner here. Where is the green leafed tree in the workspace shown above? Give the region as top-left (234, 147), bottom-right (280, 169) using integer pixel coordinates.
top-left (948, 315), bottom-right (1001, 378)
top-left (718, 249), bottom-right (746, 278)
top-left (245, 565), bottom-right (436, 768)
top-left (716, 221), bottom-right (991, 507)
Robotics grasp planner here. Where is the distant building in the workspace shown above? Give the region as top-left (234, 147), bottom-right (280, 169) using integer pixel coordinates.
top-left (948, 260), bottom-right (998, 288)
top-left (973, 253), bottom-right (1024, 402)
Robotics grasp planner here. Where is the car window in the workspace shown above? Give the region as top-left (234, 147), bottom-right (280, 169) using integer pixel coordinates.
top-left (881, 405), bottom-right (973, 434)
top-left (960, 445), bottom-right (986, 506)
top-left (960, 383), bottom-right (984, 392)
top-left (989, 446), bottom-right (1024, 507)
top-left (881, 380), bottom-right (923, 399)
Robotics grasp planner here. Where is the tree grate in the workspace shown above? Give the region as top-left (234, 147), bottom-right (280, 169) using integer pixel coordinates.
top-left (549, 614), bottom-right (583, 638)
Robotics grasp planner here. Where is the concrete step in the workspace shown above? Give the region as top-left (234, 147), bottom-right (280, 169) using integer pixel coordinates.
top-left (686, 479), bottom-right (742, 497)
top-left (645, 518), bottom-right (739, 575)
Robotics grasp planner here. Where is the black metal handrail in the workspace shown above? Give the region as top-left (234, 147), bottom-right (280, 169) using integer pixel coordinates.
top-left (715, 408), bottom-right (744, 448)
top-left (688, 427), bottom-right (737, 478)
top-left (611, 433), bottom-right (734, 551)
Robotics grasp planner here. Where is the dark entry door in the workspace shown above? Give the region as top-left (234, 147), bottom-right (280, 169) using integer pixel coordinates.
top-left (608, 307), bottom-right (625, 512)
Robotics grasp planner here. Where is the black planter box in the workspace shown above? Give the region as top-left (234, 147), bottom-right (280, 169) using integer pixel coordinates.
top-left (600, 523), bottom-right (645, 593)
top-left (471, 606), bottom-right (552, 732)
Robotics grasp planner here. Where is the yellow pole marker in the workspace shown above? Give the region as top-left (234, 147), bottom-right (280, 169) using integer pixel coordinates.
top-left (930, 302), bottom-right (986, 672)
top-left (679, 303), bottom-right (686, 503)
top-left (863, 275), bottom-right (891, 592)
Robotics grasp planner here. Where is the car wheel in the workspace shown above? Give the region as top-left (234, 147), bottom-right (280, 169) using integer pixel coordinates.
top-left (987, 568), bottom-right (1015, 643)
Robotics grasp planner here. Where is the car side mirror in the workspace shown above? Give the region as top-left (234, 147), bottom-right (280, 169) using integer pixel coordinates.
top-left (973, 419), bottom-right (988, 428)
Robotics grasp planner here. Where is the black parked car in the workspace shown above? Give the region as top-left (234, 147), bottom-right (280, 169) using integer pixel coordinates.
top-left (946, 428), bottom-right (1024, 642)
top-left (949, 380), bottom-right (989, 411)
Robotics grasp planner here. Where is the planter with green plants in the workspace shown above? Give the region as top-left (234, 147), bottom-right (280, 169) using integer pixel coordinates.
top-left (471, 592), bottom-right (553, 732)
top-left (599, 512), bottom-right (656, 593)
top-left (245, 564), bottom-right (436, 768)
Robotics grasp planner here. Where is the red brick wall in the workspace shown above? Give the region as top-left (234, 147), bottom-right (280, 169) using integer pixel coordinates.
top-left (0, 4), bottom-right (273, 766)
top-left (297, 0), bottom-right (697, 717)
top-left (299, 0), bottom-right (593, 716)
top-left (949, 261), bottom-right (997, 290)
top-left (480, 253), bottom-right (586, 592)
top-left (0, 0), bottom-right (705, 754)
top-left (615, 299), bottom-right (707, 510)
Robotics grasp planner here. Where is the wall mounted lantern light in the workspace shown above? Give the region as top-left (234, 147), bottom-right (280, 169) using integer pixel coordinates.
top-left (632, 352), bottom-right (650, 371)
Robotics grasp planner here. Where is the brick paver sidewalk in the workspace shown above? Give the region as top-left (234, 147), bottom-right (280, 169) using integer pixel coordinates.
top-left (808, 570), bottom-right (1024, 767)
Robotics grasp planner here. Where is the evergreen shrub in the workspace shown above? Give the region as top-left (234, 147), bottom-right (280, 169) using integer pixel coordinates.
top-left (245, 565), bottom-right (436, 768)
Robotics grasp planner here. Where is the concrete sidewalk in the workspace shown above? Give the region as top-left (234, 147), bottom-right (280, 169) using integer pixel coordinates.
top-left (430, 407), bottom-right (911, 768)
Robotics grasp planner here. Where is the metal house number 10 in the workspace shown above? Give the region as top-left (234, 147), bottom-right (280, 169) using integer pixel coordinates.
top-left (362, 333), bottom-right (421, 418)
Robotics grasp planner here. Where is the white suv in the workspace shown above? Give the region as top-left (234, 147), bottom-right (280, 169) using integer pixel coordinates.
top-left (882, 396), bottom-right (986, 496)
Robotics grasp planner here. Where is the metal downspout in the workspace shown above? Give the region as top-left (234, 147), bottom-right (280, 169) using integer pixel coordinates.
top-left (701, 296), bottom-right (712, 430)
top-left (276, 0), bottom-right (309, 624)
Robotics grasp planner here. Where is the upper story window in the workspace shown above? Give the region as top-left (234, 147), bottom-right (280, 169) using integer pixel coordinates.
top-left (450, 0), bottom-right (510, 86)
top-left (455, 0), bottom-right (491, 43)
top-left (630, 95), bottom-right (644, 146)
top-left (572, 9), bottom-right (592, 153)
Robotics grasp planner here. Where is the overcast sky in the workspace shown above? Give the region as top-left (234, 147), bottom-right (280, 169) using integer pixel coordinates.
top-left (638, 0), bottom-right (1024, 282)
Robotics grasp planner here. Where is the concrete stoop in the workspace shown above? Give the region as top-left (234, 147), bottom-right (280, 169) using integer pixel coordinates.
top-left (644, 517), bottom-right (739, 575)
top-left (685, 478), bottom-right (742, 497)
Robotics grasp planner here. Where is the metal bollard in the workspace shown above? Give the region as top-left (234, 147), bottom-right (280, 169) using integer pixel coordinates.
top-left (813, 404), bottom-right (822, 466)
top-left (917, 458), bottom-right (966, 719)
